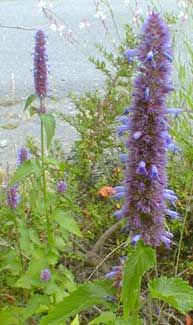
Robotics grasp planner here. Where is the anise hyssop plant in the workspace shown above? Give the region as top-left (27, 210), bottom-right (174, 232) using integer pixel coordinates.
top-left (113, 12), bottom-right (182, 247)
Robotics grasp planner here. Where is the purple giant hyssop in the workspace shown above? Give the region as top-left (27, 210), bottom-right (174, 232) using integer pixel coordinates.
top-left (113, 12), bottom-right (181, 247)
top-left (33, 29), bottom-right (48, 108)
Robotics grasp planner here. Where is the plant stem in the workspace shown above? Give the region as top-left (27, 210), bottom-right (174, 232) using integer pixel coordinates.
top-left (40, 99), bottom-right (52, 248)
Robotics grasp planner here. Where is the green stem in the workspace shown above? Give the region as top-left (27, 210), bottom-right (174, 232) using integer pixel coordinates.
top-left (40, 100), bottom-right (52, 248)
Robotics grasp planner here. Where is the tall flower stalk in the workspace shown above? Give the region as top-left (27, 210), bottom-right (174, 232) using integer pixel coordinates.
top-left (33, 30), bottom-right (52, 247)
top-left (114, 12), bottom-right (181, 247)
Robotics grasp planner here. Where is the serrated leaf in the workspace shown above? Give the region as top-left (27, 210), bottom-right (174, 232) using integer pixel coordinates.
top-left (41, 114), bottom-right (56, 148)
top-left (149, 277), bottom-right (193, 314)
top-left (40, 280), bottom-right (116, 324)
top-left (89, 312), bottom-right (116, 324)
top-left (24, 95), bottom-right (36, 111)
top-left (121, 243), bottom-right (155, 317)
top-left (11, 159), bottom-right (41, 185)
top-left (54, 210), bottom-right (82, 238)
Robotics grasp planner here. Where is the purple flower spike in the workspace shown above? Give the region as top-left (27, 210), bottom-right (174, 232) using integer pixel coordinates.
top-left (40, 268), bottom-right (51, 281)
top-left (57, 181), bottom-right (67, 194)
top-left (34, 30), bottom-right (48, 98)
top-left (136, 161), bottom-right (148, 176)
top-left (16, 147), bottom-right (31, 167)
top-left (7, 185), bottom-right (21, 209)
top-left (117, 13), bottom-right (177, 247)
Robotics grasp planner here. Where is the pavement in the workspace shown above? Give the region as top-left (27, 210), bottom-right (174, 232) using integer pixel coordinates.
top-left (0, 0), bottom-right (189, 170)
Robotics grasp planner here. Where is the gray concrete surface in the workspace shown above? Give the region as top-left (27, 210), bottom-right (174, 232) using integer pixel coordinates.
top-left (0, 0), bottom-right (191, 170)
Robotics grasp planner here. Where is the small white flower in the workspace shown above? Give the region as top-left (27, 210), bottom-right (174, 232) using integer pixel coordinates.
top-left (132, 7), bottom-right (143, 22)
top-left (58, 24), bottom-right (65, 32)
top-left (37, 0), bottom-right (47, 8)
top-left (136, 8), bottom-right (143, 15)
top-left (50, 23), bottom-right (57, 31)
top-left (79, 18), bottom-right (91, 30)
top-left (94, 11), bottom-right (106, 20)
top-left (37, 0), bottom-right (53, 9)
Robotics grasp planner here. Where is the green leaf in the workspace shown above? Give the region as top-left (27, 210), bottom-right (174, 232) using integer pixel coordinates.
top-left (18, 220), bottom-right (32, 254)
top-left (40, 280), bottom-right (116, 324)
top-left (149, 277), bottom-right (193, 314)
top-left (0, 308), bottom-right (20, 324)
top-left (29, 106), bottom-right (38, 116)
top-left (122, 243), bottom-right (155, 317)
top-left (54, 210), bottom-right (82, 238)
top-left (22, 294), bottom-right (50, 320)
top-left (113, 316), bottom-right (142, 325)
top-left (15, 248), bottom-right (57, 289)
top-left (70, 315), bottom-right (79, 325)
top-left (11, 159), bottom-right (41, 185)
top-left (41, 114), bottom-right (56, 148)
top-left (0, 251), bottom-right (21, 275)
top-left (24, 94), bottom-right (36, 111)
top-left (89, 312), bottom-right (116, 324)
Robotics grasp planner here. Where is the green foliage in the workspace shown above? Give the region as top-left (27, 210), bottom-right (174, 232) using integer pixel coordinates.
top-left (41, 114), bottom-right (56, 148)
top-left (40, 280), bottom-right (116, 324)
top-left (53, 210), bottom-right (82, 237)
top-left (70, 315), bottom-right (80, 325)
top-left (121, 243), bottom-right (155, 318)
top-left (10, 159), bottom-right (42, 185)
top-left (89, 313), bottom-right (142, 325)
top-left (89, 311), bottom-right (116, 324)
top-left (24, 94), bottom-right (36, 111)
top-left (149, 277), bottom-right (193, 314)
